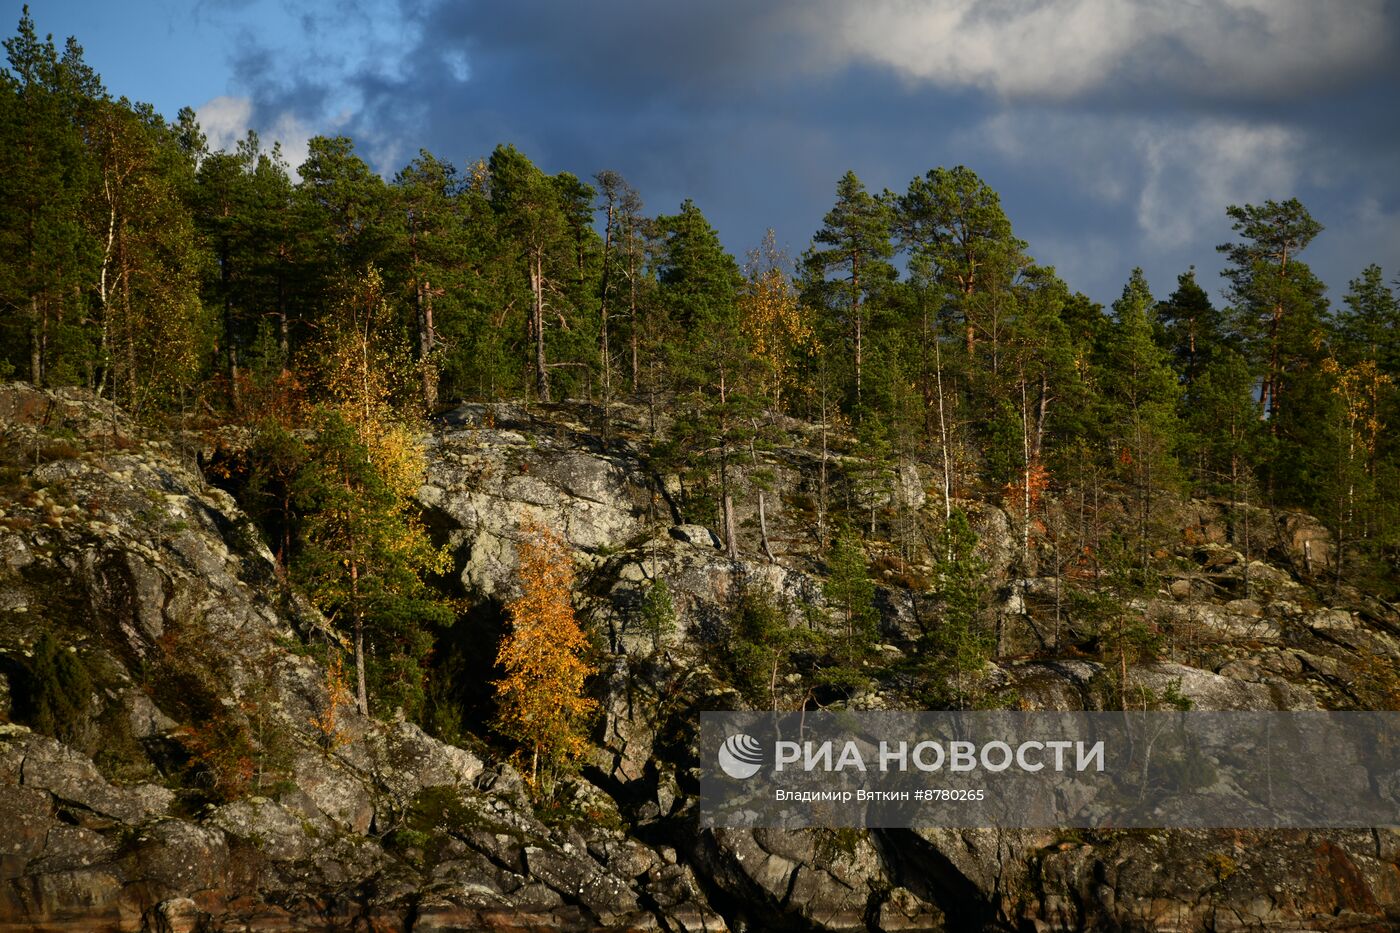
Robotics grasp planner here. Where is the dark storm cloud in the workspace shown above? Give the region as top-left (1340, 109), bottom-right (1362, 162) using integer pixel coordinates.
top-left (218, 0), bottom-right (1400, 303)
top-left (414, 0), bottom-right (818, 103)
top-left (406, 0), bottom-right (1400, 108)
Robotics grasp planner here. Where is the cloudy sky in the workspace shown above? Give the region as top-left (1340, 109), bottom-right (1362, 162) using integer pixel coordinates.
top-left (23, 0), bottom-right (1400, 305)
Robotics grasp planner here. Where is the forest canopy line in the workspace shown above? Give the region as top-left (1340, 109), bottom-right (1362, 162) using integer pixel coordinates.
top-left (2, 6), bottom-right (1398, 616)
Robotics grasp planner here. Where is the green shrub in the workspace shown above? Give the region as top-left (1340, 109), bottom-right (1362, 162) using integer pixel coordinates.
top-left (720, 585), bottom-right (808, 709)
top-left (17, 632), bottom-right (94, 748)
top-left (820, 526), bottom-right (879, 692)
top-left (638, 578), bottom-right (677, 652)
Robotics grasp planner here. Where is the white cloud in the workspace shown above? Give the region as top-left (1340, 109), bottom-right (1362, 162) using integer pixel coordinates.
top-left (1351, 197), bottom-right (1400, 261)
top-left (195, 96), bottom-right (321, 178)
top-left (962, 111), bottom-right (1303, 248)
top-left (264, 109), bottom-right (318, 178)
top-left (970, 111), bottom-right (1132, 205)
top-left (1134, 120), bottom-right (1301, 248)
top-left (443, 49), bottom-right (471, 83)
top-left (196, 95), bottom-right (253, 155)
top-left (812, 0), bottom-right (1391, 100)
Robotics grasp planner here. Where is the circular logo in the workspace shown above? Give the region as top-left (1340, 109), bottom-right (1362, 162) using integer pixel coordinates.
top-left (718, 733), bottom-right (764, 779)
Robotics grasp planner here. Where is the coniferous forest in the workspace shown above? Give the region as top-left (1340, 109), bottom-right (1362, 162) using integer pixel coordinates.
top-left (8, 8), bottom-right (1400, 928)
top-left (3, 8), bottom-right (1399, 726)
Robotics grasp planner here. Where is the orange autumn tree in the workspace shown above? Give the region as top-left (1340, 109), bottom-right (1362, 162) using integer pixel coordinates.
top-left (494, 520), bottom-right (596, 794)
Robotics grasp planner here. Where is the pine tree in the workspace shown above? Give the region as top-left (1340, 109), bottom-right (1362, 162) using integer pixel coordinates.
top-left (654, 199), bottom-right (750, 556)
top-left (723, 584), bottom-right (800, 710)
top-left (594, 170), bottom-right (629, 417)
top-left (494, 520), bottom-right (596, 795)
top-left (0, 9), bottom-right (99, 386)
top-left (1000, 267), bottom-right (1080, 579)
top-left (1155, 266), bottom-right (1226, 386)
top-left (488, 144), bottom-right (575, 402)
top-left (1099, 269), bottom-right (1183, 587)
top-left (656, 199), bottom-right (743, 340)
top-left (896, 165), bottom-right (1026, 362)
top-left (297, 136), bottom-right (392, 325)
top-left (919, 509), bottom-right (991, 709)
top-left (901, 251), bottom-right (962, 533)
top-left (1187, 349), bottom-right (1263, 498)
top-left (1337, 265), bottom-right (1399, 373)
top-left (293, 407), bottom-right (449, 718)
top-left (219, 132), bottom-right (299, 387)
top-left (802, 171), bottom-right (895, 416)
top-left (194, 145), bottom-right (255, 399)
top-left (438, 157), bottom-right (519, 400)
top-left (638, 578), bottom-right (677, 654)
top-left (89, 98), bottom-right (209, 415)
top-left (820, 526), bottom-right (879, 692)
top-left (394, 149), bottom-right (469, 413)
top-left (1217, 198), bottom-right (1324, 430)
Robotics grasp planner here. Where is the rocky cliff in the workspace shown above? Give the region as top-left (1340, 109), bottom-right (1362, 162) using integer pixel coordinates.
top-left (1, 383), bottom-right (1398, 932)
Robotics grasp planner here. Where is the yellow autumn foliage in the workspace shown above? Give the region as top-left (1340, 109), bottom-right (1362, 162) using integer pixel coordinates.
top-left (320, 266), bottom-right (426, 499)
top-left (740, 232), bottom-right (812, 411)
top-left (1322, 355), bottom-right (1392, 457)
top-left (494, 519), bottom-right (596, 794)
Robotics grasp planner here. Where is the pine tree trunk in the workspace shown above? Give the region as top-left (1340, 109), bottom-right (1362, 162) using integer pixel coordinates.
top-left (351, 559), bottom-right (369, 716)
top-left (1263, 246), bottom-right (1290, 433)
top-left (222, 237), bottom-right (239, 407)
top-left (750, 424), bottom-right (775, 561)
top-left (277, 256), bottom-right (290, 370)
top-left (719, 367), bottom-right (738, 559)
top-left (965, 277), bottom-right (977, 358)
top-left (1242, 486), bottom-right (1252, 599)
top-left (723, 493), bottom-right (738, 560)
top-left (417, 276), bottom-right (438, 412)
top-left (934, 336), bottom-right (953, 556)
top-left (757, 491), bottom-right (774, 561)
top-left (851, 253), bottom-right (863, 415)
top-left (29, 295), bottom-right (42, 385)
top-left (629, 243), bottom-right (640, 394)
top-left (531, 250), bottom-right (550, 402)
top-left (818, 379), bottom-right (830, 549)
top-left (599, 203), bottom-right (614, 422)
top-left (1021, 378), bottom-right (1032, 569)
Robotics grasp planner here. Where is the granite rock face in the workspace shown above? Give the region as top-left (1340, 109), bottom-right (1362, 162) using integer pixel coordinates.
top-left (2, 385), bottom-right (1399, 931)
top-left (0, 387), bottom-right (717, 932)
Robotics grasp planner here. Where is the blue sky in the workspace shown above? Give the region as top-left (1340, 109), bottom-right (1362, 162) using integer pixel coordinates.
top-left (18, 0), bottom-right (1400, 307)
